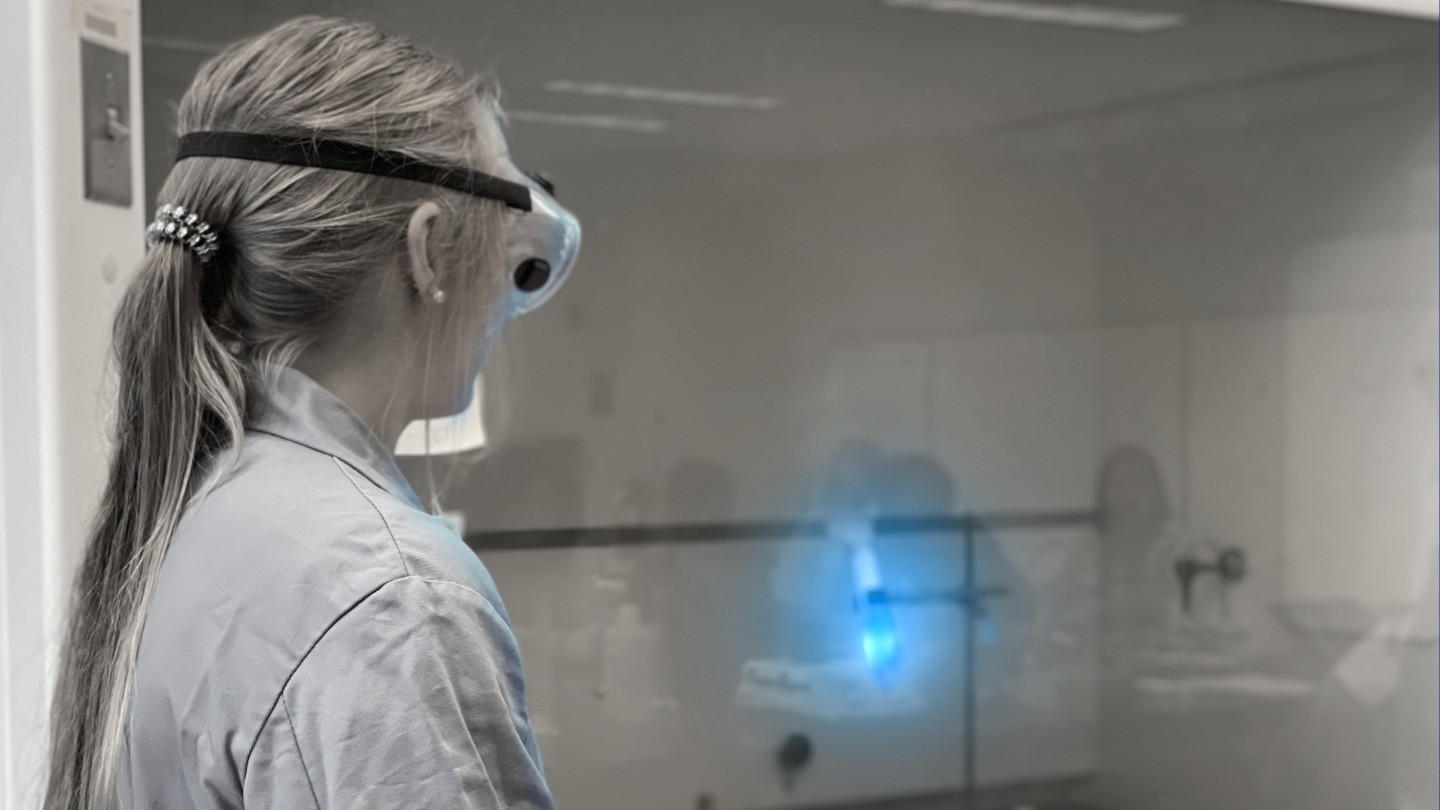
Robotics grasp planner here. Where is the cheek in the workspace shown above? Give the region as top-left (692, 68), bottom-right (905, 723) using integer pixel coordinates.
top-left (464, 301), bottom-right (510, 374)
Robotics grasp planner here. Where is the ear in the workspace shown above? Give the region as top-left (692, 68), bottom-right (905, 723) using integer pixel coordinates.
top-left (405, 201), bottom-right (443, 299)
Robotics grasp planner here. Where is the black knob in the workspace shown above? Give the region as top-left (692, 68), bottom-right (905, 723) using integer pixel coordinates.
top-left (515, 258), bottom-right (552, 293)
top-left (778, 733), bottom-right (813, 773)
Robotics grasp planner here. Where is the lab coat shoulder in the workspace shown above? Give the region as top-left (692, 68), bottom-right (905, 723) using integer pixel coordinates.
top-left (331, 458), bottom-right (508, 615)
top-left (243, 575), bottom-right (552, 809)
top-left (148, 433), bottom-right (529, 806)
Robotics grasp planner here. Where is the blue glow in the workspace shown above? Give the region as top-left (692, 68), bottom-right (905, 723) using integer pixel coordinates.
top-left (860, 594), bottom-right (901, 685)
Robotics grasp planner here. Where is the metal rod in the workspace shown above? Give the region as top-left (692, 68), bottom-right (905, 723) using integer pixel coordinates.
top-left (882, 585), bottom-right (1008, 606)
top-left (962, 522), bottom-right (978, 810)
top-left (466, 508), bottom-right (1097, 550)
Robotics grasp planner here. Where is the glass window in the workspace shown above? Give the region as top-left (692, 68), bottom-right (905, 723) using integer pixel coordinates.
top-left (144, 4), bottom-right (1439, 808)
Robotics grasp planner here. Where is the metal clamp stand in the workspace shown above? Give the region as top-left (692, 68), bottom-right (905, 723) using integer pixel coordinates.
top-left (879, 524), bottom-right (1006, 810)
top-left (468, 508), bottom-right (1098, 810)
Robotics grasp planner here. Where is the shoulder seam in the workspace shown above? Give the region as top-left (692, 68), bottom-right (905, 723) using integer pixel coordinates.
top-left (242, 576), bottom-right (396, 778)
top-left (332, 456), bottom-right (412, 577)
top-left (239, 575), bottom-right (505, 779)
top-left (417, 578), bottom-right (521, 718)
top-left (281, 694), bottom-right (323, 809)
top-left (419, 577), bottom-right (510, 635)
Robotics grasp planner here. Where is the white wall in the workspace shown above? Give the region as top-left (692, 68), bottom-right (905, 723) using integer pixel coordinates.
top-left (0, 1), bottom-right (145, 807)
top-left (451, 138), bottom-right (1105, 530)
top-left (1066, 51), bottom-right (1439, 810)
top-left (1, 335), bottom-right (10, 810)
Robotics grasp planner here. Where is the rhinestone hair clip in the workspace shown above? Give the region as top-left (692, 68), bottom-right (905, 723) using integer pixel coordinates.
top-left (146, 204), bottom-right (220, 264)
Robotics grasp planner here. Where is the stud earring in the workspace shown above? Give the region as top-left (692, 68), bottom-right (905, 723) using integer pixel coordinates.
top-left (430, 288), bottom-right (447, 304)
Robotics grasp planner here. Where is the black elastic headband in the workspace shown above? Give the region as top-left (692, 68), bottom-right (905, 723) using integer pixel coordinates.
top-left (175, 131), bottom-right (532, 212)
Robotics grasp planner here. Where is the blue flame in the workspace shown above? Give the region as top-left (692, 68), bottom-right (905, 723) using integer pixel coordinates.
top-left (860, 590), bottom-right (901, 684)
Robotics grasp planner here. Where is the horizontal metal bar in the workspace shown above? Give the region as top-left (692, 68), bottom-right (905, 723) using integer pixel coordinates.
top-left (883, 585), bottom-right (1010, 605)
top-left (465, 508), bottom-right (1097, 551)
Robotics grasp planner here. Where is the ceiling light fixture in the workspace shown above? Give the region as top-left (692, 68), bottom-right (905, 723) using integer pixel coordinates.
top-left (545, 81), bottom-right (783, 110)
top-left (883, 0), bottom-right (1186, 32)
top-left (1268, 0), bottom-right (1436, 18)
top-left (504, 111), bottom-right (669, 134)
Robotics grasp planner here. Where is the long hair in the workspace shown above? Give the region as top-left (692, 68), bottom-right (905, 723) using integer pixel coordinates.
top-left (44, 16), bottom-right (509, 808)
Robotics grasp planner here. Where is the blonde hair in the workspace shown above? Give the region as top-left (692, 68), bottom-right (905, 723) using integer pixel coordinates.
top-left (45, 16), bottom-right (509, 808)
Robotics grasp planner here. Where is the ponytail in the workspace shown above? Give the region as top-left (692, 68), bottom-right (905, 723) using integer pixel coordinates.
top-left (44, 238), bottom-right (247, 809)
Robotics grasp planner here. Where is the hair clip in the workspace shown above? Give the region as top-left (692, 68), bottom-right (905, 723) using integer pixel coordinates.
top-left (146, 203), bottom-right (220, 264)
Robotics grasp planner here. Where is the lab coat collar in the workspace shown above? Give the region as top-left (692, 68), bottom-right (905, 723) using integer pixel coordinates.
top-left (248, 365), bottom-right (424, 510)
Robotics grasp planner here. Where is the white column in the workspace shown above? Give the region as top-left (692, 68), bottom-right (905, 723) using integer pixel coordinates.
top-left (0, 0), bottom-right (145, 806)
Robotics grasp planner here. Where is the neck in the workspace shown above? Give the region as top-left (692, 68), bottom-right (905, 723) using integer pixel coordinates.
top-left (289, 349), bottom-right (415, 450)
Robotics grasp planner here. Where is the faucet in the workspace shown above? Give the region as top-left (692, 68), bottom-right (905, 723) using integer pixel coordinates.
top-left (1174, 542), bottom-right (1247, 616)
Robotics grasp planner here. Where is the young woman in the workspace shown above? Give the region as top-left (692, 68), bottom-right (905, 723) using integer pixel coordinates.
top-left (45, 16), bottom-right (577, 809)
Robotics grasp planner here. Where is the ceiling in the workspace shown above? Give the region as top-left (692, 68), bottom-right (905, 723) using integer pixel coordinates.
top-left (140, 0), bottom-right (1436, 167)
